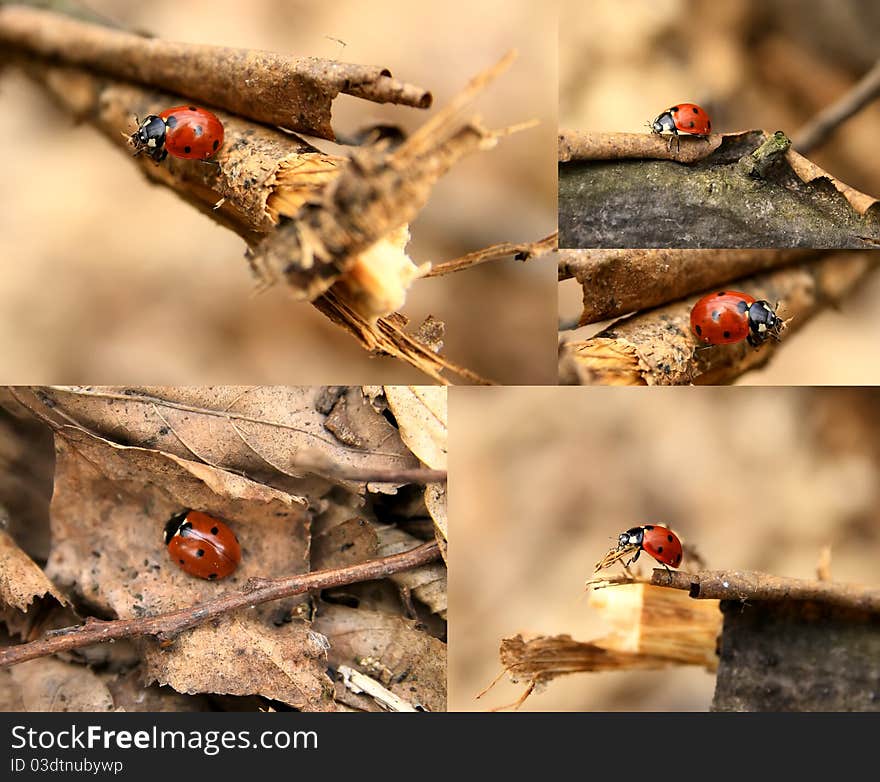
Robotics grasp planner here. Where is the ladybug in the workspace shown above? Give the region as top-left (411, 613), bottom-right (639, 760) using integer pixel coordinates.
top-left (650, 103), bottom-right (712, 139)
top-left (690, 290), bottom-right (782, 348)
top-left (617, 525), bottom-right (683, 569)
top-left (164, 510), bottom-right (241, 580)
top-left (130, 106), bottom-right (224, 163)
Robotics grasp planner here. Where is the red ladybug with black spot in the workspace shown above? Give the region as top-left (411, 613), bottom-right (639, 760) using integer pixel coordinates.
top-left (650, 103), bottom-right (712, 139)
top-left (130, 106), bottom-right (224, 163)
top-left (164, 510), bottom-right (241, 580)
top-left (690, 290), bottom-right (782, 348)
top-left (617, 525), bottom-right (683, 570)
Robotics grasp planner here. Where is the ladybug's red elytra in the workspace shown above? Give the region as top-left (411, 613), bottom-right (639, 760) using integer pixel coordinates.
top-left (650, 103), bottom-right (713, 138)
top-left (690, 290), bottom-right (782, 348)
top-left (617, 525), bottom-right (683, 569)
top-left (130, 106), bottom-right (224, 163)
top-left (164, 510), bottom-right (241, 580)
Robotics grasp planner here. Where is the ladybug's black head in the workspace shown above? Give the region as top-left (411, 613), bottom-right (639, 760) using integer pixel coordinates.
top-left (130, 115), bottom-right (168, 162)
top-left (746, 300), bottom-right (782, 347)
top-left (163, 510), bottom-right (191, 544)
top-left (650, 112), bottom-right (676, 135)
top-left (618, 527), bottom-right (644, 550)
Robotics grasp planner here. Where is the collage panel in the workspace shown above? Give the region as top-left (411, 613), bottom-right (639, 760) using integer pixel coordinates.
top-left (450, 386), bottom-right (880, 712)
top-left (0, 0), bottom-right (557, 387)
top-left (559, 0), bottom-right (880, 249)
top-left (0, 386), bottom-right (447, 713)
top-left (559, 248), bottom-right (880, 385)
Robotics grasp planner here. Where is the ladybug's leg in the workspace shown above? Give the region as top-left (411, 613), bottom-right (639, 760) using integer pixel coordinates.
top-left (622, 548), bottom-right (641, 568)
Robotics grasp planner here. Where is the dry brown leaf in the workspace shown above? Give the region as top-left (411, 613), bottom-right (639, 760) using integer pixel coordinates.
top-left (13, 386), bottom-right (420, 499)
top-left (10, 657), bottom-right (114, 712)
top-left (144, 614), bottom-right (333, 711)
top-left (376, 526), bottom-right (447, 619)
top-left (786, 149), bottom-right (879, 215)
top-left (312, 604), bottom-right (445, 712)
top-left (47, 427), bottom-right (310, 615)
top-left (0, 528), bottom-right (66, 611)
top-left (382, 386), bottom-right (448, 470)
top-left (41, 427), bottom-right (336, 708)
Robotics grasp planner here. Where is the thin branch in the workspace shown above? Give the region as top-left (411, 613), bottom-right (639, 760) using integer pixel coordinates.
top-left (0, 5), bottom-right (431, 140)
top-left (0, 541), bottom-right (441, 668)
top-left (558, 128), bottom-right (722, 163)
top-left (653, 568), bottom-right (880, 613)
top-left (313, 292), bottom-right (494, 385)
top-left (425, 233), bottom-right (557, 278)
top-left (794, 58), bottom-right (880, 154)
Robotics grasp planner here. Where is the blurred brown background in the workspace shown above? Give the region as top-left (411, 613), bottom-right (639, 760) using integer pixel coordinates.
top-left (449, 386), bottom-right (880, 711)
top-left (0, 0), bottom-right (557, 385)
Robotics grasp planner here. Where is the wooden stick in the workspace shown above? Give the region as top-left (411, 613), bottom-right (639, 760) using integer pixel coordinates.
top-left (653, 568), bottom-right (880, 613)
top-left (0, 542), bottom-right (440, 668)
top-left (425, 233), bottom-right (557, 278)
top-left (0, 5), bottom-right (431, 140)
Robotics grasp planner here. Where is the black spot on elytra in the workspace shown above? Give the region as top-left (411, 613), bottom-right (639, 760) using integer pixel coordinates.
top-left (692, 107), bottom-right (699, 113)
top-left (695, 324), bottom-right (703, 335)
top-left (707, 120), bottom-right (712, 130)
top-left (165, 115), bottom-right (178, 128)
top-left (689, 121), bottom-right (695, 128)
top-left (184, 145), bottom-right (192, 154)
top-left (208, 573), bottom-right (218, 580)
top-left (212, 139), bottom-right (219, 150)
top-left (179, 559), bottom-right (184, 564)
top-left (658, 546), bottom-right (664, 553)
top-left (723, 330), bottom-right (731, 338)
top-left (667, 534), bottom-right (674, 542)
top-left (717, 291), bottom-right (726, 296)
top-left (193, 125), bottom-right (204, 137)
top-left (196, 549), bottom-right (205, 557)
top-left (675, 554), bottom-right (682, 565)
top-left (210, 527), bottom-right (219, 535)
top-left (189, 105), bottom-right (197, 111)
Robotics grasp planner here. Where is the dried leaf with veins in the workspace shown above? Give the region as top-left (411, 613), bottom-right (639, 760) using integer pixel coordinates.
top-left (13, 386), bottom-right (420, 498)
top-left (48, 428), bottom-right (309, 615)
top-left (383, 386), bottom-right (448, 470)
top-left (42, 428), bottom-right (336, 706)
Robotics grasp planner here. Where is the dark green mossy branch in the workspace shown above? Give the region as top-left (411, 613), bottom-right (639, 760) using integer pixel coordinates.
top-left (559, 130), bottom-right (880, 249)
